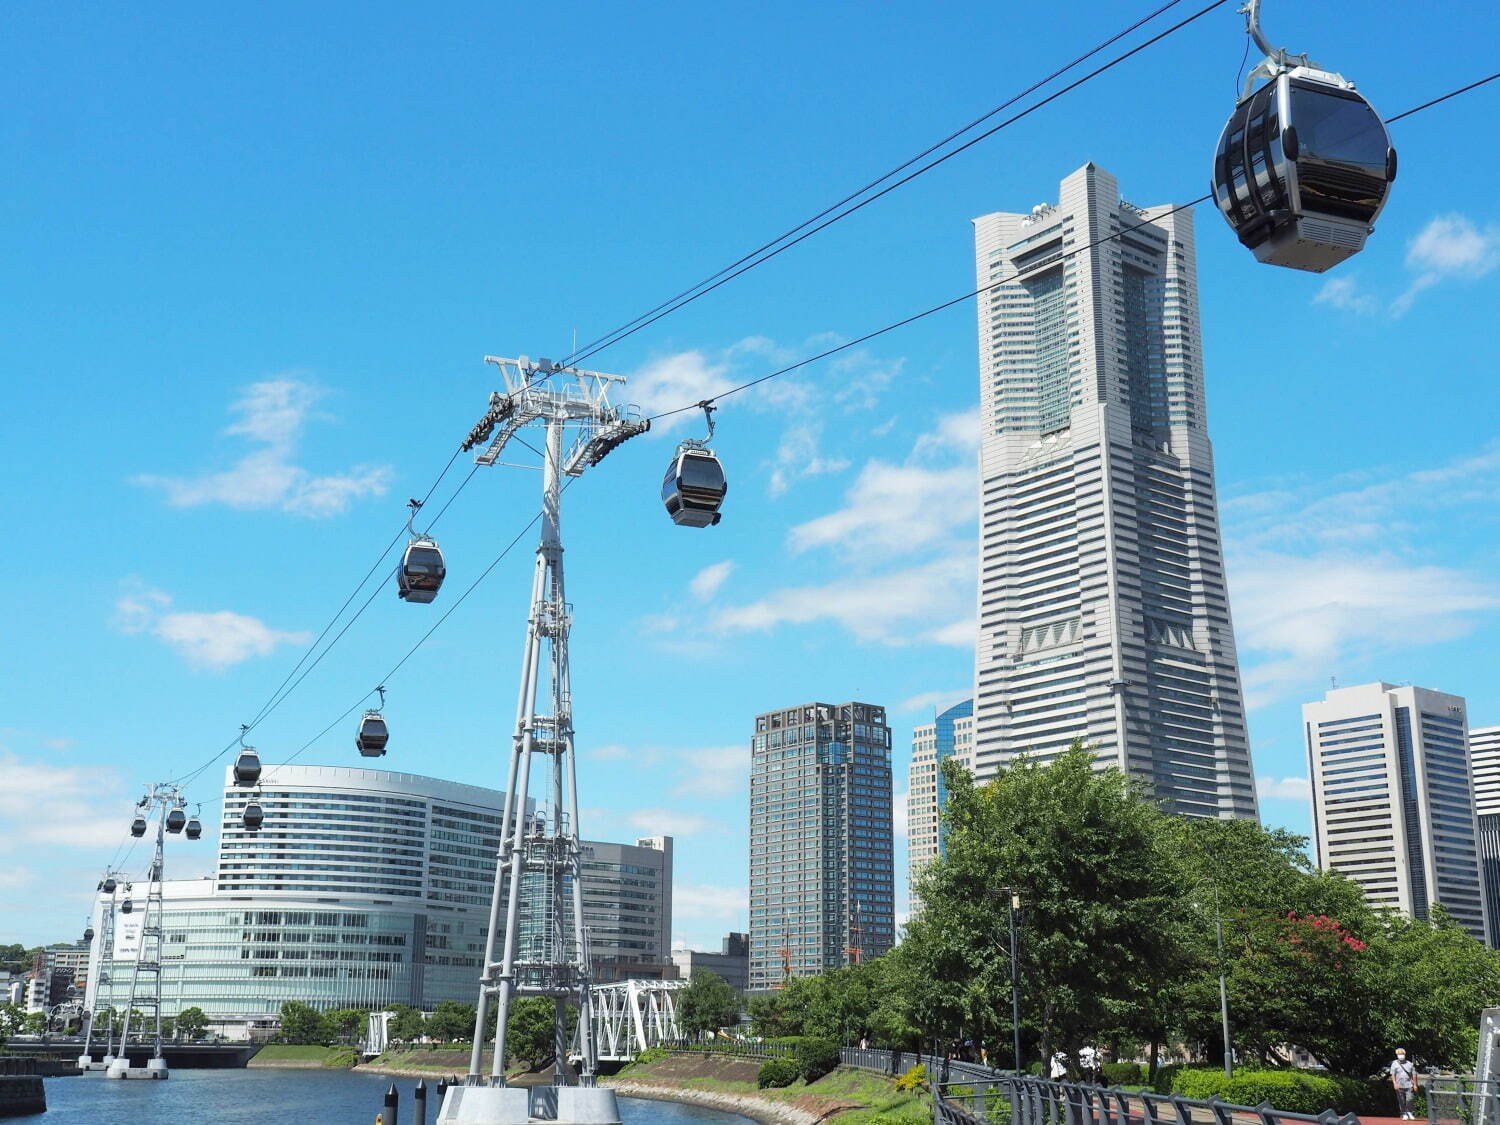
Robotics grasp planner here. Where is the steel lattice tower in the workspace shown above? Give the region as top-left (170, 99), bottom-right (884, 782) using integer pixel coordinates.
top-left (110, 783), bottom-right (192, 1078)
top-left (460, 356), bottom-right (649, 1094)
top-left (79, 868), bottom-right (126, 1068)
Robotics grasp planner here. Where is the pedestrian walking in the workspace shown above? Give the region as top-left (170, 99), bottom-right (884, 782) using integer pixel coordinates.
top-left (1050, 1050), bottom-right (1068, 1080)
top-left (1390, 1047), bottom-right (1418, 1119)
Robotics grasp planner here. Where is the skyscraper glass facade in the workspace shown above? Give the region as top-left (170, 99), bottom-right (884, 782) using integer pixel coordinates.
top-left (749, 702), bottom-right (894, 991)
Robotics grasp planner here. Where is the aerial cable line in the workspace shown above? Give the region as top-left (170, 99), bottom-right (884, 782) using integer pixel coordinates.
top-left (563, 0), bottom-right (1229, 368)
top-left (168, 443), bottom-right (472, 789)
top-left (646, 72), bottom-right (1499, 423)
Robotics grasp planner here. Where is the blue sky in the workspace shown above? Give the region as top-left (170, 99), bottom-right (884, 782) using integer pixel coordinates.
top-left (3, 1), bottom-right (1498, 949)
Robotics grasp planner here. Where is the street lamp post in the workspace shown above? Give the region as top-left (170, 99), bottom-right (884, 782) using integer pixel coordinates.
top-left (1007, 890), bottom-right (1022, 1074)
top-left (1214, 883), bottom-right (1233, 1079)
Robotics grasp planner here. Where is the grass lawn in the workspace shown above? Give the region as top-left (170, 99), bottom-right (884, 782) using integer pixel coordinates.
top-left (615, 1055), bottom-right (929, 1123)
top-left (250, 1044), bottom-right (359, 1067)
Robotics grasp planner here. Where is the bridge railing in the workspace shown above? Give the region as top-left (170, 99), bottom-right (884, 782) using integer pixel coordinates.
top-left (944, 1076), bottom-right (1365, 1125)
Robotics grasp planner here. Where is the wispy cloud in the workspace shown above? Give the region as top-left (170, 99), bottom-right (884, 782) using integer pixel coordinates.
top-left (689, 561), bottom-right (735, 602)
top-left (1225, 442), bottom-right (1500, 708)
top-left (626, 808), bottom-right (718, 837)
top-left (115, 581), bottom-right (311, 671)
top-left (897, 689), bottom-right (971, 715)
top-left (133, 378), bottom-right (392, 517)
top-left (0, 752), bottom-right (133, 853)
top-left (1392, 214), bottom-right (1499, 316)
top-left (1257, 776), bottom-right (1312, 802)
top-left (1314, 276), bottom-right (1377, 315)
top-left (713, 552), bottom-right (974, 647)
top-left (673, 882), bottom-right (747, 925)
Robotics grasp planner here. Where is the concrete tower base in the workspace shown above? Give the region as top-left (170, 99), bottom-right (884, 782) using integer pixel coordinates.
top-left (104, 1057), bottom-right (169, 1080)
top-left (437, 1084), bottom-right (619, 1124)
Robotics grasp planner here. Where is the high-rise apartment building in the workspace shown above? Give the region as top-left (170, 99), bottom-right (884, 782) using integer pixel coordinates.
top-left (1470, 724), bottom-right (1500, 946)
top-left (970, 163), bottom-right (1257, 819)
top-left (749, 701), bottom-right (894, 991)
top-left (1304, 683), bottom-right (1488, 942)
top-left (907, 699), bottom-right (973, 911)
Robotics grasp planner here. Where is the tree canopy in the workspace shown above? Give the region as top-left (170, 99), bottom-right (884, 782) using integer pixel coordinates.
top-left (678, 971), bottom-right (743, 1036)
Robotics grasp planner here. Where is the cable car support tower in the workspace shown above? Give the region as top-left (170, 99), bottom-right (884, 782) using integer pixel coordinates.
top-left (78, 867), bottom-right (127, 1071)
top-left (442, 355), bottom-right (648, 1125)
top-left (107, 782), bottom-right (193, 1080)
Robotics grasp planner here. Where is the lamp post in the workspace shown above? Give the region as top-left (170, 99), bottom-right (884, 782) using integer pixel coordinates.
top-left (1007, 890), bottom-right (1022, 1074)
top-left (1213, 883), bottom-right (1232, 1079)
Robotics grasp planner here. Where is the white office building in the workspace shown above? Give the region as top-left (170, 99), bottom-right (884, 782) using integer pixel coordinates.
top-left (907, 699), bottom-right (973, 912)
top-left (84, 764), bottom-right (674, 1037)
top-left (969, 164), bottom-right (1257, 819)
top-left (1470, 724), bottom-right (1500, 946)
top-left (1305, 683), bottom-right (1488, 942)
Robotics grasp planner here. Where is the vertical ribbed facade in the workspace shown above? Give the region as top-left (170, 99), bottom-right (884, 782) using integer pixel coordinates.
top-left (1470, 724), bottom-right (1500, 946)
top-left (1305, 683), bottom-right (1489, 942)
top-left (748, 701), bottom-right (894, 991)
top-left (970, 163), bottom-right (1257, 819)
top-left (906, 699), bottom-right (974, 913)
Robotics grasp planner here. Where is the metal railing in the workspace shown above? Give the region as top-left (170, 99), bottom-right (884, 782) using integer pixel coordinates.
top-left (957, 1076), bottom-right (1364, 1125)
top-left (1424, 1074), bottom-right (1500, 1125)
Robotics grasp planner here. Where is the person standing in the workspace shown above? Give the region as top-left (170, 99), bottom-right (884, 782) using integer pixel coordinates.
top-left (1390, 1047), bottom-right (1418, 1119)
top-left (1050, 1050), bottom-right (1068, 1081)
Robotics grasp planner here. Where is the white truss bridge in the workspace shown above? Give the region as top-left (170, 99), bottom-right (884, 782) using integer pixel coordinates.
top-left (584, 979), bottom-right (688, 1062)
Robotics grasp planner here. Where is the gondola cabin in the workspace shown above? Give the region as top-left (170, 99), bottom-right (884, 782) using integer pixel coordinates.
top-left (130, 815), bottom-right (147, 838)
top-left (166, 808), bottom-right (186, 834)
top-left (662, 448), bottom-right (728, 528)
top-left (398, 538), bottom-right (446, 603)
top-left (234, 749), bottom-right (261, 786)
top-left (1213, 68), bottom-right (1395, 272)
top-left (356, 712), bottom-right (389, 757)
top-left (242, 802), bottom-right (264, 831)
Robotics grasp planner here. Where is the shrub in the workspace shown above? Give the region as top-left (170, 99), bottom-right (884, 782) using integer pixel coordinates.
top-left (1172, 1067), bottom-right (1230, 1100)
top-left (633, 1047), bottom-right (669, 1066)
top-left (758, 1058), bottom-right (801, 1088)
top-left (795, 1037), bottom-right (840, 1083)
top-left (1027, 1061), bottom-right (1044, 1077)
top-left (894, 1063), bottom-right (928, 1092)
top-left (1224, 1071), bottom-right (1343, 1115)
top-left (1151, 1063), bottom-right (1182, 1095)
top-left (323, 1047), bottom-right (358, 1069)
top-left (1101, 1062), bottom-right (1144, 1086)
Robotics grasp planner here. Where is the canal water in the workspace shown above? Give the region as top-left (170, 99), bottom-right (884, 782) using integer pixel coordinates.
top-left (25, 1068), bottom-right (754, 1124)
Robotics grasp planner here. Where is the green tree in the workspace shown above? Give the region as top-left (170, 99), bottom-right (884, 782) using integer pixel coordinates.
top-left (391, 1004), bottom-right (426, 1044)
top-left (506, 996), bottom-right (567, 1066)
top-left (278, 1000), bottom-right (329, 1045)
top-left (425, 999), bottom-right (475, 1043)
top-left (0, 1003), bottom-right (24, 1046)
top-left (910, 743), bottom-right (1193, 1062)
top-left (175, 1007), bottom-right (207, 1040)
top-left (327, 1007), bottom-right (366, 1045)
top-left (22, 1011), bottom-right (47, 1035)
top-left (678, 971), bottom-right (742, 1036)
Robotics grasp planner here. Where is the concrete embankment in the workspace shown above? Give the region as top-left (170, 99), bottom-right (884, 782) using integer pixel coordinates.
top-left (0, 1060), bottom-right (46, 1119)
top-left (606, 1078), bottom-right (819, 1125)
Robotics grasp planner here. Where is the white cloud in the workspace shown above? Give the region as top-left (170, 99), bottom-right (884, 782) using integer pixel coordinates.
top-left (626, 808), bottom-right (717, 837)
top-left (713, 552), bottom-right (974, 647)
top-left (892, 791), bottom-right (909, 841)
top-left (114, 582), bottom-right (312, 671)
top-left (1257, 776), bottom-right (1313, 802)
top-left (1231, 551), bottom-right (1499, 708)
top-left (0, 753), bottom-right (133, 853)
top-left (133, 378), bottom-right (392, 517)
top-left (674, 882), bottom-right (747, 921)
top-left (671, 746), bottom-right (746, 800)
top-left (1392, 214), bottom-right (1500, 316)
top-left (689, 561), bottom-right (735, 602)
top-left (589, 744), bottom-right (634, 762)
top-left (767, 422), bottom-right (851, 498)
top-left (625, 351), bottom-right (738, 433)
top-left (898, 689), bottom-right (972, 715)
top-left (788, 462), bottom-right (975, 558)
top-left (912, 408), bottom-right (981, 460)
top-left (1314, 276), bottom-right (1377, 316)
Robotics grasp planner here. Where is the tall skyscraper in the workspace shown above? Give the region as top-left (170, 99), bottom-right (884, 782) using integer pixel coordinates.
top-left (748, 701), bottom-right (894, 991)
top-left (970, 163), bottom-right (1257, 819)
top-left (1304, 683), bottom-right (1489, 942)
top-left (907, 698), bottom-right (973, 912)
top-left (1470, 724), bottom-right (1500, 946)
